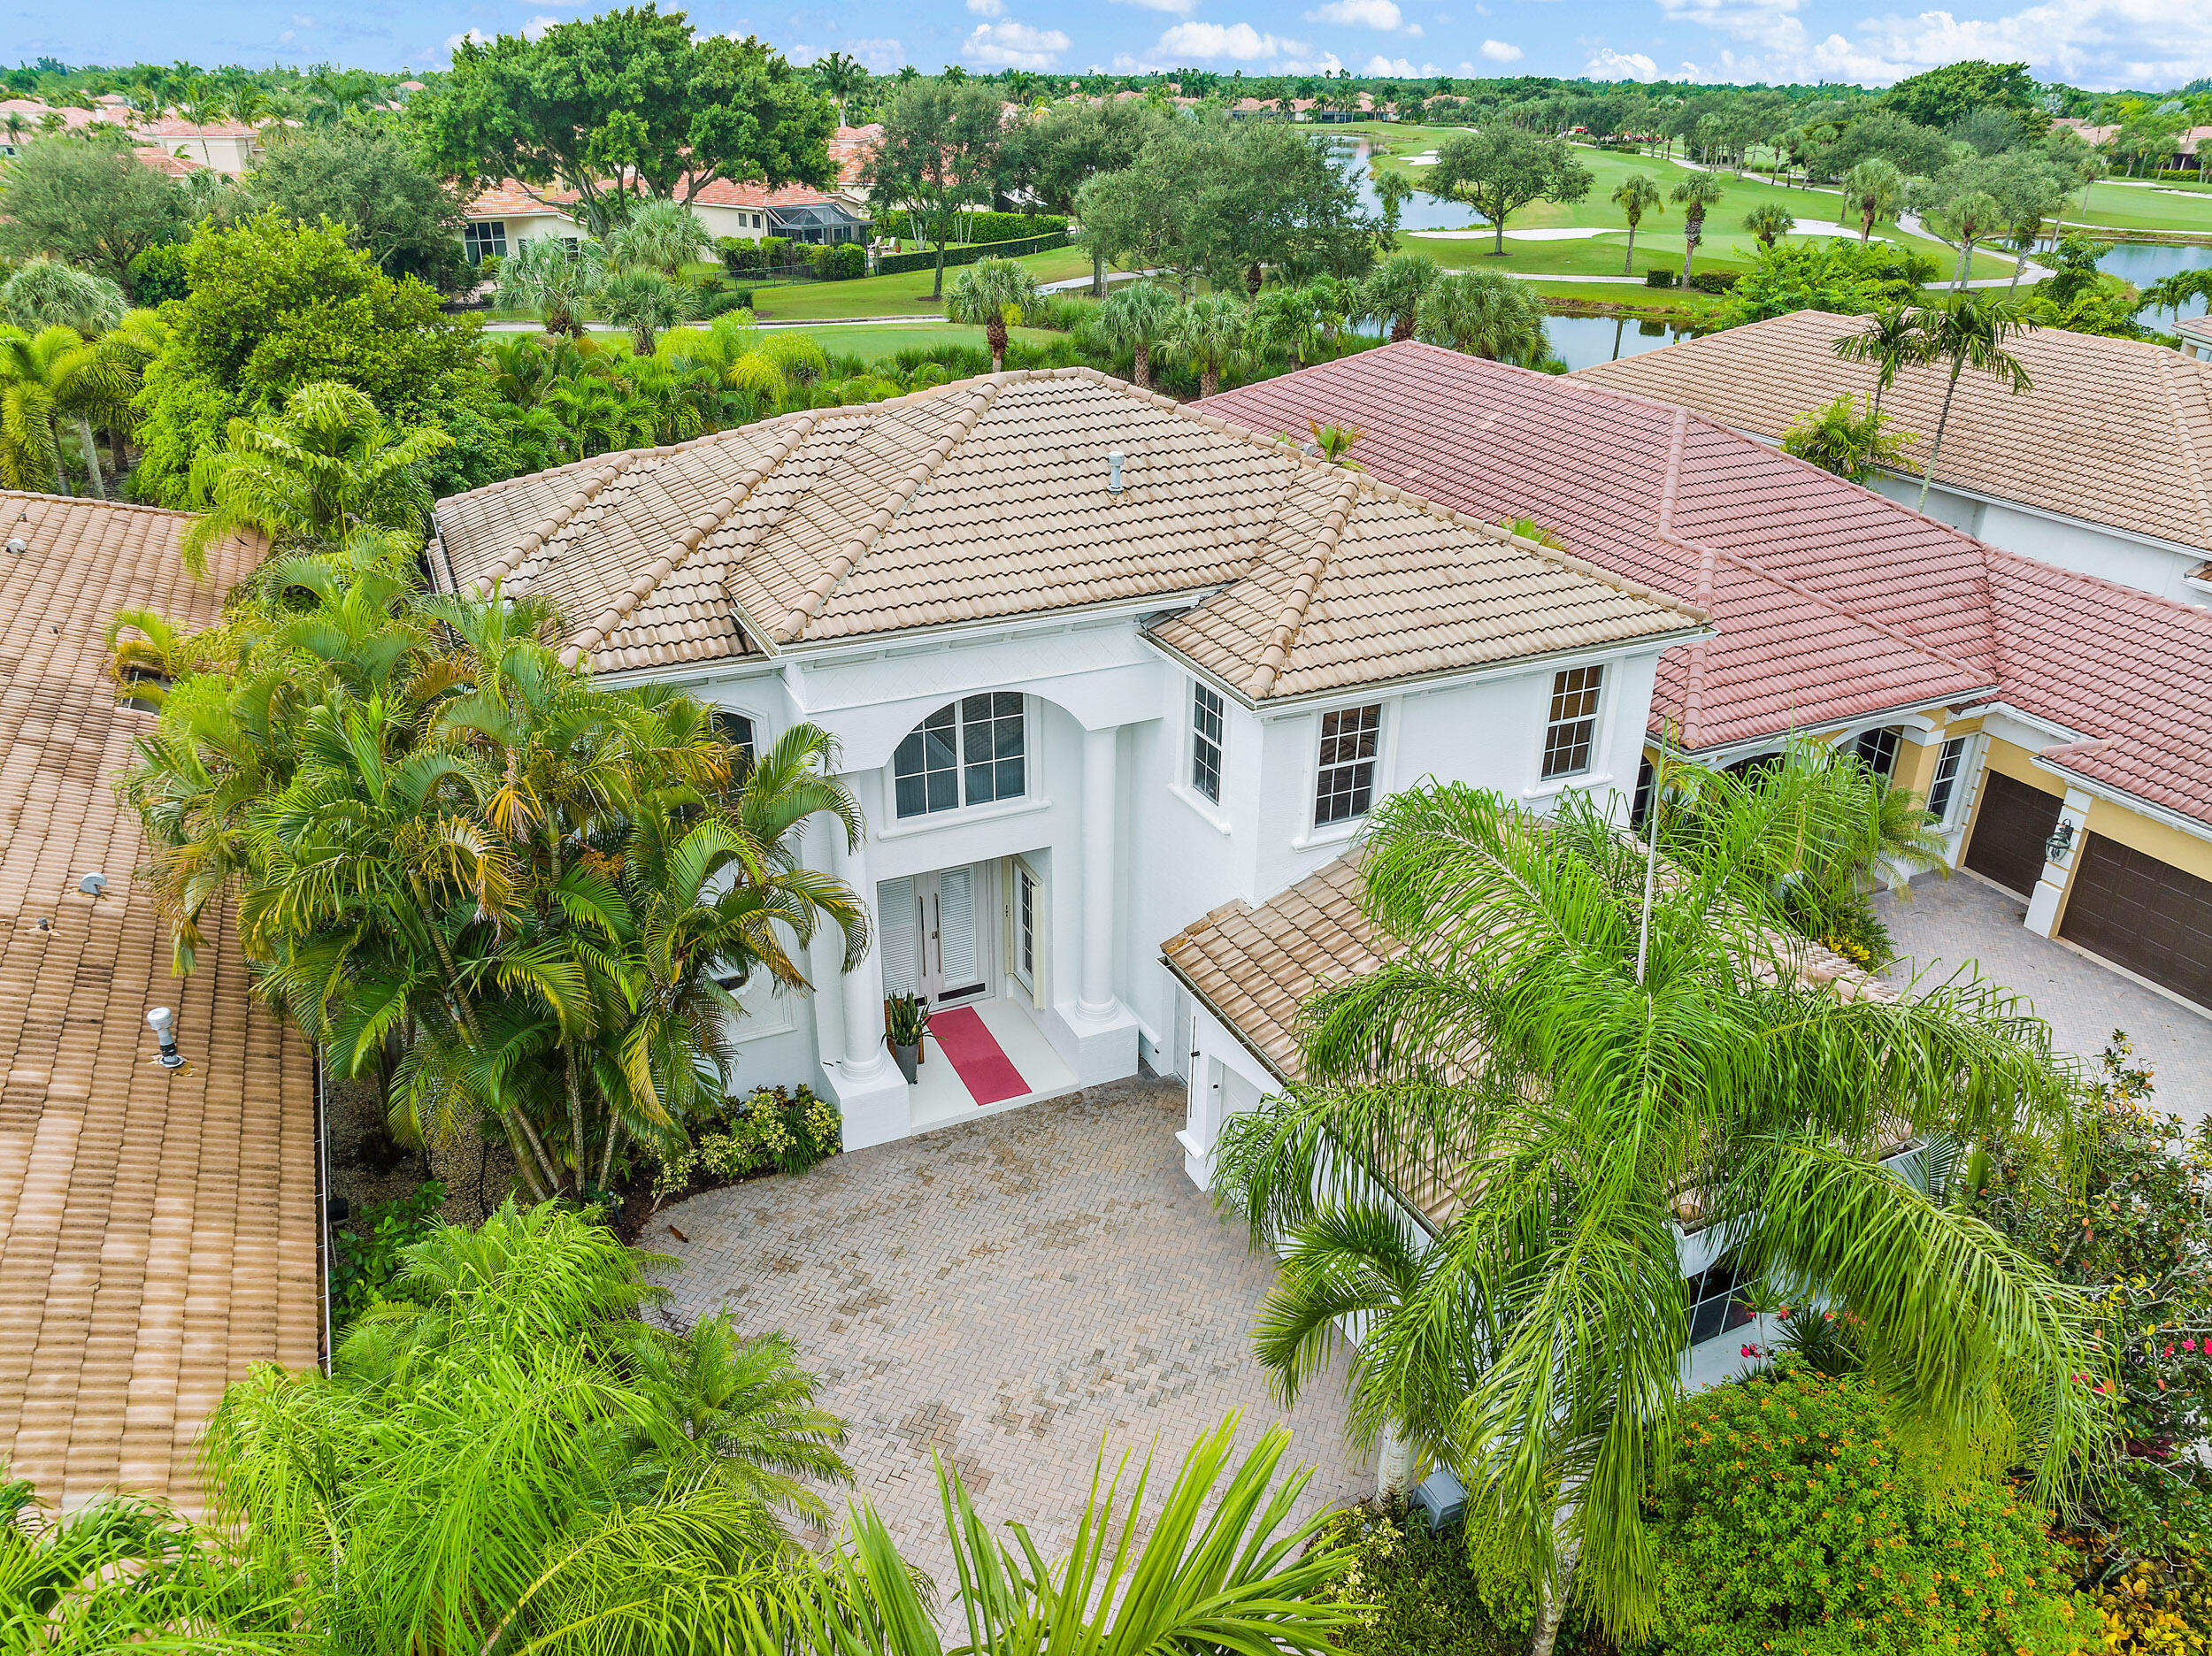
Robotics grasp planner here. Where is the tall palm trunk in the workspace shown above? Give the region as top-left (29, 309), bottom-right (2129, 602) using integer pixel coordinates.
top-left (1529, 1535), bottom-right (1581, 1656)
top-left (2007, 243), bottom-right (2031, 298)
top-left (73, 417), bottom-right (105, 499)
top-left (987, 316), bottom-right (1007, 373)
top-left (1859, 203), bottom-right (1874, 245)
top-left (1622, 216), bottom-right (1640, 276)
top-left (1682, 215), bottom-right (1703, 284)
top-left (421, 898), bottom-right (563, 1198)
top-left (1200, 363), bottom-right (1219, 398)
top-left (1916, 358), bottom-right (1969, 512)
top-left (1133, 341), bottom-right (1152, 389)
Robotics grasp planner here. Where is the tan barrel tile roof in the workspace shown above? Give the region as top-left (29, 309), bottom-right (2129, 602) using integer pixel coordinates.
top-left (0, 492), bottom-right (319, 1514)
top-left (1577, 310), bottom-right (2212, 555)
top-left (428, 368), bottom-right (1706, 698)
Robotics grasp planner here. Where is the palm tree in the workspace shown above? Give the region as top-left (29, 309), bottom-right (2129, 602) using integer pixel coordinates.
top-left (1940, 188), bottom-right (2006, 292)
top-left (0, 259), bottom-right (125, 336)
top-left (180, 380), bottom-right (452, 572)
top-left (496, 235), bottom-right (609, 340)
top-left (944, 257), bottom-right (1041, 373)
top-left (1359, 252), bottom-right (1439, 343)
top-left (1610, 173), bottom-right (1663, 275)
top-left (1779, 393), bottom-right (1914, 483)
top-left (1910, 293), bottom-right (2034, 510)
top-left (606, 199), bottom-right (712, 278)
top-left (807, 1416), bottom-right (1353, 1656)
top-left (1413, 269), bottom-right (1550, 366)
top-left (1214, 776), bottom-right (2101, 1656)
top-left (600, 267), bottom-right (698, 356)
top-left (1840, 157), bottom-right (1904, 245)
top-left (0, 324), bottom-right (113, 497)
top-left (201, 1201), bottom-right (841, 1652)
top-left (1162, 292), bottom-right (1250, 397)
top-left (812, 50), bottom-right (867, 126)
top-left (1670, 173), bottom-right (1727, 285)
top-left (1093, 280), bottom-right (1179, 390)
top-left (1741, 202), bottom-right (1794, 248)
top-left (1829, 303), bottom-right (1923, 418)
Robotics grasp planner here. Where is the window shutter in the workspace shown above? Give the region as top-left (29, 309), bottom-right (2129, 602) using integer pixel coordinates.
top-left (878, 877), bottom-right (917, 997)
top-left (937, 867), bottom-right (978, 986)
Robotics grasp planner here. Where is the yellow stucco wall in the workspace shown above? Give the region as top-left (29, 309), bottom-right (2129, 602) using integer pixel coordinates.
top-left (1981, 736), bottom-right (2068, 797)
top-left (2082, 795), bottom-right (2212, 883)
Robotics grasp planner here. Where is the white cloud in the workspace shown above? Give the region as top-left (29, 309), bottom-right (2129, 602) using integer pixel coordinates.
top-left (847, 37), bottom-right (907, 71)
top-left (1363, 52), bottom-right (1440, 72)
top-left (966, 0), bottom-right (1003, 14)
top-left (1304, 0), bottom-right (1402, 27)
top-left (1156, 19), bottom-right (1308, 58)
top-left (962, 17), bottom-right (1071, 67)
top-left (522, 13), bottom-right (562, 39)
top-left (1110, 0), bottom-right (1201, 12)
top-left (443, 27), bottom-right (488, 52)
top-left (1586, 46), bottom-right (1660, 78)
top-left (1479, 36), bottom-right (1521, 58)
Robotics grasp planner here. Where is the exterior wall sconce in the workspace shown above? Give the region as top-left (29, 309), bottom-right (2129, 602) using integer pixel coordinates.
top-left (2045, 819), bottom-right (2076, 866)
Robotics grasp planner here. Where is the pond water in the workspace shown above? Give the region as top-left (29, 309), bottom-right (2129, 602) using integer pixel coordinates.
top-left (2092, 242), bottom-right (2212, 320)
top-left (1329, 136), bottom-right (1486, 232)
top-left (1543, 313), bottom-right (1702, 372)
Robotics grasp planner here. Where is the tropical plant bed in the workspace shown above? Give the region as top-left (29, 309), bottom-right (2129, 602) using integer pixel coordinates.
top-left (610, 1083), bottom-right (843, 1242)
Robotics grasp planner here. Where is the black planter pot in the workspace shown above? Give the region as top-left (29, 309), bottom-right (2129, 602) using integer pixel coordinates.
top-left (890, 1039), bottom-right (920, 1085)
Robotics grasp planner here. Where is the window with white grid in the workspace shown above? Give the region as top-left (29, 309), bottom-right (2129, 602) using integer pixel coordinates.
top-left (1191, 682), bottom-right (1225, 803)
top-left (1313, 704), bottom-right (1381, 826)
top-left (1540, 666), bottom-right (1603, 780)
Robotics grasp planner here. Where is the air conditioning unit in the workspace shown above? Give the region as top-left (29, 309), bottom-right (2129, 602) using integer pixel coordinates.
top-left (1409, 1463), bottom-right (1466, 1532)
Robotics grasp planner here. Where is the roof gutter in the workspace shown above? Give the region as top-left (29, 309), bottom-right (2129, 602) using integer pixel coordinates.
top-left (2029, 756), bottom-right (2212, 849)
top-left (1651, 683), bottom-right (2000, 760)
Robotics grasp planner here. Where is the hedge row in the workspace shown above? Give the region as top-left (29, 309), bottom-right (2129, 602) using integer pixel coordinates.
top-left (872, 210), bottom-right (1070, 244)
top-left (873, 231), bottom-right (1071, 276)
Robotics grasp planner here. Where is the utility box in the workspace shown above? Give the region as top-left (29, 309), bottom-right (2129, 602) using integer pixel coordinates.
top-left (1409, 1463), bottom-right (1466, 1532)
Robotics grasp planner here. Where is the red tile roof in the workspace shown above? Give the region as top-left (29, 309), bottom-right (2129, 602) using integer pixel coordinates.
top-left (462, 174), bottom-right (846, 219)
top-left (132, 147), bottom-right (207, 177)
top-left (1204, 342), bottom-right (2212, 830)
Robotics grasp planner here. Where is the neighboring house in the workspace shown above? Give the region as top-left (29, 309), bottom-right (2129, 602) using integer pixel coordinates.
top-left (426, 367), bottom-right (1707, 1155)
top-left (123, 116), bottom-right (262, 173)
top-left (458, 174), bottom-right (870, 264)
top-left (1580, 310), bottom-right (2212, 608)
top-left (1208, 341), bottom-right (2212, 1020)
top-left (133, 146), bottom-right (207, 178)
top-left (0, 493), bottom-right (321, 1513)
top-left (826, 123), bottom-right (881, 210)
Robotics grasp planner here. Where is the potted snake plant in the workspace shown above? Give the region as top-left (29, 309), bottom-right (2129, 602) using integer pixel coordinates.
top-left (884, 993), bottom-right (931, 1085)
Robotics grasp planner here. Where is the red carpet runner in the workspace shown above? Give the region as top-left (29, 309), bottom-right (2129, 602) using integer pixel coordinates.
top-left (930, 1006), bottom-right (1028, 1105)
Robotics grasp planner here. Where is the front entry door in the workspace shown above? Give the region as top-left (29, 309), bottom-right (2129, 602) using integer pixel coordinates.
top-left (880, 867), bottom-right (985, 1004)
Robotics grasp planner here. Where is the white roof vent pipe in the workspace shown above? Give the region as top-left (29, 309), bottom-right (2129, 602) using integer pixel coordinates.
top-left (147, 1006), bottom-right (185, 1070)
top-left (1108, 449), bottom-right (1125, 494)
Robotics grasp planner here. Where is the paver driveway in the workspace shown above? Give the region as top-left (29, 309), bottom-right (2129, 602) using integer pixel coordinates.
top-left (647, 1075), bottom-right (1373, 1596)
top-left (1876, 872), bottom-right (2212, 1123)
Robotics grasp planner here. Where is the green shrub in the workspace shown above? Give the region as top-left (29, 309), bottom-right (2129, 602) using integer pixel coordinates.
top-left (1318, 1505), bottom-right (1530, 1656)
top-left (874, 233), bottom-right (1069, 277)
top-left (1642, 1363), bottom-right (2099, 1656)
top-left (871, 209), bottom-right (1067, 243)
top-left (1645, 266), bottom-right (1678, 288)
top-left (827, 242), bottom-right (865, 280)
top-left (128, 241), bottom-right (190, 304)
top-left (1689, 270), bottom-right (1739, 293)
top-left (652, 1084), bottom-right (841, 1197)
top-left (329, 1180), bottom-right (447, 1330)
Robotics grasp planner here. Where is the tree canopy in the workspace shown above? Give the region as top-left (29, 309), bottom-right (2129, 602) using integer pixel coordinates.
top-left (1421, 126), bottom-right (1593, 256)
top-left (411, 7), bottom-right (834, 231)
top-left (0, 136), bottom-right (195, 297)
top-left (1881, 59), bottom-right (2044, 130)
top-left (244, 117), bottom-right (470, 293)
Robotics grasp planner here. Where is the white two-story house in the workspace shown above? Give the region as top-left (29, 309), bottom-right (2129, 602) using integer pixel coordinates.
top-left (426, 367), bottom-right (1708, 1154)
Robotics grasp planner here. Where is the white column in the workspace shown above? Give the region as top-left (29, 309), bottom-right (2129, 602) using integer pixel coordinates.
top-left (1079, 724), bottom-right (1119, 1019)
top-left (828, 799), bottom-right (889, 1080)
top-left (2024, 787), bottom-right (2093, 939)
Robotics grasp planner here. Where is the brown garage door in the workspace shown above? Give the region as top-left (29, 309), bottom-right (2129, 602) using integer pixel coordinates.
top-left (2060, 833), bottom-right (2212, 1009)
top-left (1964, 770), bottom-right (2064, 896)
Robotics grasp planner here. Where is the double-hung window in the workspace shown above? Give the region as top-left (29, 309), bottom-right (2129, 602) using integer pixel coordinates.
top-left (1314, 704), bottom-right (1382, 826)
top-left (893, 694), bottom-right (1025, 819)
top-left (1540, 665), bottom-right (1603, 781)
top-left (1925, 736), bottom-right (1968, 822)
top-left (1191, 683), bottom-right (1225, 803)
top-left (464, 220), bottom-right (507, 263)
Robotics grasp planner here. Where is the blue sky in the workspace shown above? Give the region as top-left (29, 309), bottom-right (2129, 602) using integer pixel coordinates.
top-left (24, 0), bottom-right (2212, 92)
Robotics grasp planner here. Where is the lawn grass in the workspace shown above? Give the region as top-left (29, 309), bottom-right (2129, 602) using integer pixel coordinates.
top-left (772, 323), bottom-right (1063, 362)
top-left (2059, 180), bottom-right (2212, 234)
top-left (743, 244), bottom-right (1092, 320)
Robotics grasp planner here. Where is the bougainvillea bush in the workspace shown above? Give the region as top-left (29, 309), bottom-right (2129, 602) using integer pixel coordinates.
top-left (1640, 1362), bottom-right (2099, 1656)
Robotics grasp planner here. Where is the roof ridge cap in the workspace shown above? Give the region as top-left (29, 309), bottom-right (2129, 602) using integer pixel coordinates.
top-left (1709, 542), bottom-right (1987, 678)
top-left (462, 451), bottom-right (639, 602)
top-left (771, 382), bottom-right (1002, 643)
top-left (563, 410), bottom-right (825, 667)
top-left (1246, 472), bottom-right (1362, 700)
top-left (2154, 349), bottom-right (2212, 547)
top-left (0, 488), bottom-right (194, 521)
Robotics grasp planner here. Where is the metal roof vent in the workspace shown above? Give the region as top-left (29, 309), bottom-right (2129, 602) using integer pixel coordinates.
top-left (1108, 449), bottom-right (1125, 494)
top-left (147, 1006), bottom-right (185, 1070)
top-left (78, 871), bottom-right (106, 896)
top-left (4, 537), bottom-right (24, 556)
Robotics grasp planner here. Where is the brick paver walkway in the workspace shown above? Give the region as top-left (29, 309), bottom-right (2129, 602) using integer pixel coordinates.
top-left (647, 1076), bottom-right (1373, 1598)
top-left (1876, 873), bottom-right (2212, 1123)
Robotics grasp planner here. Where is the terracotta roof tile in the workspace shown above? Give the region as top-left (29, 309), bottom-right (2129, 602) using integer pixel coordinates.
top-left (0, 492), bottom-right (319, 1514)
top-left (431, 368), bottom-right (1705, 698)
top-left (1578, 310), bottom-right (2212, 555)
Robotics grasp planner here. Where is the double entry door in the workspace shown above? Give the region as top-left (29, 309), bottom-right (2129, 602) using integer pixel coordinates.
top-left (879, 866), bottom-right (986, 1005)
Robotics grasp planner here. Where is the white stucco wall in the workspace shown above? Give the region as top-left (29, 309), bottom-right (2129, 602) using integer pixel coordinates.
top-left (1870, 474), bottom-right (2207, 607)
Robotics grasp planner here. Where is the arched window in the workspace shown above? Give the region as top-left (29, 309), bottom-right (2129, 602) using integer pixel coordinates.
top-left (893, 694), bottom-right (1025, 819)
